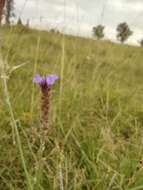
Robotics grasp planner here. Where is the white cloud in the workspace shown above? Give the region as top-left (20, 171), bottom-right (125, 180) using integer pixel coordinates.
top-left (109, 0), bottom-right (143, 12)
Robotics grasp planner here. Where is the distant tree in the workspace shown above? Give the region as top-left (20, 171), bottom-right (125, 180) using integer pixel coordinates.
top-left (0, 0), bottom-right (6, 24)
top-left (50, 28), bottom-right (60, 34)
top-left (139, 39), bottom-right (143, 47)
top-left (116, 22), bottom-right (133, 43)
top-left (5, 0), bottom-right (15, 25)
top-left (93, 25), bottom-right (105, 40)
top-left (17, 17), bottom-right (22, 25)
top-left (26, 19), bottom-right (30, 28)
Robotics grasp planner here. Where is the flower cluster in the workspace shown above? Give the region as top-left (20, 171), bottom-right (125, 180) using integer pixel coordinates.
top-left (33, 74), bottom-right (58, 135)
top-left (34, 74), bottom-right (58, 89)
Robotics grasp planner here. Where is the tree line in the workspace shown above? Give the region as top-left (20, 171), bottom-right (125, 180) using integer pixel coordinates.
top-left (0, 0), bottom-right (14, 24)
top-left (93, 23), bottom-right (143, 46)
top-left (0, 0), bottom-right (30, 28)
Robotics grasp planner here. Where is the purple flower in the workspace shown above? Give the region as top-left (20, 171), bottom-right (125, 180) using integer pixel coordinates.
top-left (33, 74), bottom-right (59, 86)
top-left (33, 74), bottom-right (59, 135)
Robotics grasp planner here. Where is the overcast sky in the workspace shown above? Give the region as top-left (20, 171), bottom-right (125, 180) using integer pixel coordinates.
top-left (14, 0), bottom-right (143, 45)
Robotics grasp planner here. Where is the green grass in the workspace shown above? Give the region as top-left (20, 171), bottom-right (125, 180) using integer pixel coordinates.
top-left (1, 25), bottom-right (143, 189)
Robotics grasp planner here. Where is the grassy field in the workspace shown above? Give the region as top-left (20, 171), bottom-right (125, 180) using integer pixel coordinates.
top-left (1, 25), bottom-right (143, 190)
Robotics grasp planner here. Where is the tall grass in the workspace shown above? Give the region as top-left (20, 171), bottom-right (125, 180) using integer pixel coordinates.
top-left (0, 26), bottom-right (143, 189)
top-left (0, 56), bottom-right (33, 190)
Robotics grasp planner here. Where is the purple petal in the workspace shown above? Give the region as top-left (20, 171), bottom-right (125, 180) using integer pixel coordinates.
top-left (46, 74), bottom-right (59, 85)
top-left (33, 74), bottom-right (43, 84)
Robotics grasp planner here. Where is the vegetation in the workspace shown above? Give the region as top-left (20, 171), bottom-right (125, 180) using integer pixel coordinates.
top-left (0, 26), bottom-right (143, 189)
top-left (17, 17), bottom-right (23, 26)
top-left (139, 39), bottom-right (143, 47)
top-left (116, 22), bottom-right (133, 43)
top-left (93, 25), bottom-right (105, 40)
top-left (5, 0), bottom-right (15, 24)
top-left (0, 0), bottom-right (5, 24)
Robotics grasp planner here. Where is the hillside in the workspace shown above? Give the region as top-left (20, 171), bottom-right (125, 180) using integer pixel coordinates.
top-left (0, 26), bottom-right (143, 189)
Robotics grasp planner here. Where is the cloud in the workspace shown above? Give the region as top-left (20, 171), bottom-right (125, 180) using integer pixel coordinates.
top-left (125, 0), bottom-right (143, 4)
top-left (110, 0), bottom-right (143, 12)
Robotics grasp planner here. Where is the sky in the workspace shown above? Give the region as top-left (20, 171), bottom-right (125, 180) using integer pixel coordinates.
top-left (14, 0), bottom-right (143, 45)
